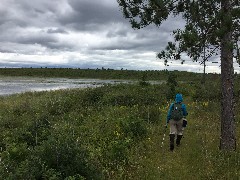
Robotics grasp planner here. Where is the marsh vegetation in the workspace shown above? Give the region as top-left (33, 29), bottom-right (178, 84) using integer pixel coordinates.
top-left (0, 68), bottom-right (239, 179)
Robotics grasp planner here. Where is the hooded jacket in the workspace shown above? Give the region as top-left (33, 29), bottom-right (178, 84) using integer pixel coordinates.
top-left (166, 94), bottom-right (188, 123)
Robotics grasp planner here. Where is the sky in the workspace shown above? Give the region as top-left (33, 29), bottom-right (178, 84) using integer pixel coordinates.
top-left (0, 0), bottom-right (239, 73)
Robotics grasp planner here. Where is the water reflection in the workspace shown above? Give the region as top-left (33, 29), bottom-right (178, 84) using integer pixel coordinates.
top-left (0, 77), bottom-right (133, 96)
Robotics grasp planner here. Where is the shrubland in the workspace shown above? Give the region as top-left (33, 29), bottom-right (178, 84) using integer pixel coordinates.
top-left (0, 74), bottom-right (239, 179)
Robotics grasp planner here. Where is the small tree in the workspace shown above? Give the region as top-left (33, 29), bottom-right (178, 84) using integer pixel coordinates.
top-left (117, 0), bottom-right (240, 150)
top-left (166, 72), bottom-right (178, 100)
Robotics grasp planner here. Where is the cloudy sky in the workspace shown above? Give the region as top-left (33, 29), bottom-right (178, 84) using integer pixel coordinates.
top-left (0, 0), bottom-right (239, 73)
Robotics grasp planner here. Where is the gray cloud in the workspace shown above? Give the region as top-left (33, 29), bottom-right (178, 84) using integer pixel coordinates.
top-left (47, 28), bottom-right (69, 34)
top-left (0, 0), bottom-right (238, 73)
top-left (58, 0), bottom-right (124, 31)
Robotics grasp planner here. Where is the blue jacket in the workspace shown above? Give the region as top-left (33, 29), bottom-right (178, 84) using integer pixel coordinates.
top-left (166, 94), bottom-right (188, 123)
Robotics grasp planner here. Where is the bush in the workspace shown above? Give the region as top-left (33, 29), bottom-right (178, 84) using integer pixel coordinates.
top-left (120, 117), bottom-right (147, 140)
top-left (192, 82), bottom-right (221, 101)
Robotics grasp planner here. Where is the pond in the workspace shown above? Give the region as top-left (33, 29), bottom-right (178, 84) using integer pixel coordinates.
top-left (0, 76), bottom-right (135, 96)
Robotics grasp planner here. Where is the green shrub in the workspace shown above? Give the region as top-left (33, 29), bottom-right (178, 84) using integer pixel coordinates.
top-left (192, 82), bottom-right (221, 101)
top-left (120, 116), bottom-right (147, 140)
top-left (0, 80), bottom-right (239, 179)
top-left (137, 105), bottom-right (161, 123)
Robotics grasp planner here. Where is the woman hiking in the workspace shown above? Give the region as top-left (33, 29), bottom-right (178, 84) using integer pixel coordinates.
top-left (166, 93), bottom-right (188, 151)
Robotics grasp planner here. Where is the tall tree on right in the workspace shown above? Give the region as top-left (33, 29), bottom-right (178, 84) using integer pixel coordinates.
top-left (219, 0), bottom-right (237, 150)
top-left (160, 0), bottom-right (239, 150)
top-left (117, 0), bottom-right (240, 150)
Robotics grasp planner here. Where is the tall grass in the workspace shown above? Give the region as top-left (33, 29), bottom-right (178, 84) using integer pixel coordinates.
top-left (0, 81), bottom-right (239, 179)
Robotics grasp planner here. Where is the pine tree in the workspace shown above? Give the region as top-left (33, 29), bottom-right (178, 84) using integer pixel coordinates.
top-left (117, 0), bottom-right (240, 150)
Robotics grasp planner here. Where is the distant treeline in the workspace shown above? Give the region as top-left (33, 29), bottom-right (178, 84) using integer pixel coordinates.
top-left (0, 67), bottom-right (220, 82)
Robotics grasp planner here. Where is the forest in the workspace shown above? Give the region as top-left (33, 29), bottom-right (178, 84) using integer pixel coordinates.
top-left (0, 68), bottom-right (239, 179)
top-left (0, 67), bottom-right (213, 81)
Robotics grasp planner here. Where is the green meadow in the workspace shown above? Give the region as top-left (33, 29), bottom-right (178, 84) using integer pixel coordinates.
top-left (0, 68), bottom-right (239, 179)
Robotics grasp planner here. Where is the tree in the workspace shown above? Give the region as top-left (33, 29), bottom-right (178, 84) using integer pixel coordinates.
top-left (166, 71), bottom-right (178, 100)
top-left (117, 0), bottom-right (240, 150)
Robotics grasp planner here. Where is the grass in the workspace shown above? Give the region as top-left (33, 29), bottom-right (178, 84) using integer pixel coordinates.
top-left (126, 100), bottom-right (240, 180)
top-left (0, 80), bottom-right (239, 179)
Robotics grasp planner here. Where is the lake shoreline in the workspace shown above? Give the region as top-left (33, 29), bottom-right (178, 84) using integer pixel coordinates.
top-left (0, 76), bottom-right (139, 96)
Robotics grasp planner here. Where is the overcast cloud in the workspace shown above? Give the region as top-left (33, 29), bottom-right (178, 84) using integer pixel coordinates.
top-left (0, 0), bottom-right (239, 73)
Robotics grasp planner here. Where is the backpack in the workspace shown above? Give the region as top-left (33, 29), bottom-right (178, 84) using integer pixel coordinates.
top-left (171, 103), bottom-right (183, 121)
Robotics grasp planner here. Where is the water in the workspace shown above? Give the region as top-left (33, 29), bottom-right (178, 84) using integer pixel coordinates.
top-left (0, 76), bottom-right (134, 96)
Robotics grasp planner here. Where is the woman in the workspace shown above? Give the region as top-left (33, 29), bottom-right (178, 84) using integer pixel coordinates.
top-left (166, 93), bottom-right (188, 151)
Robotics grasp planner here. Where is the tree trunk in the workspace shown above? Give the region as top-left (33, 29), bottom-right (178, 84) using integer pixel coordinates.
top-left (202, 46), bottom-right (206, 84)
top-left (220, 0), bottom-right (236, 151)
